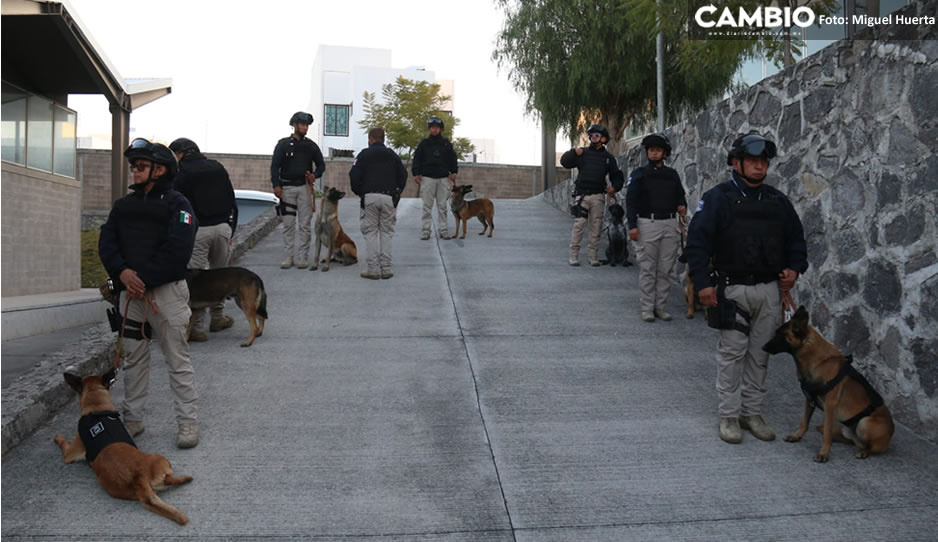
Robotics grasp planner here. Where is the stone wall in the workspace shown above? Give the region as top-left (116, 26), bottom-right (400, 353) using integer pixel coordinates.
top-left (79, 149), bottom-right (566, 212)
top-left (546, 0), bottom-right (938, 440)
top-left (2, 163), bottom-right (81, 296)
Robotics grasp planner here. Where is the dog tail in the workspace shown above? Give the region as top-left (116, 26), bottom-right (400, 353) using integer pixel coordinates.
top-left (256, 278), bottom-right (268, 320)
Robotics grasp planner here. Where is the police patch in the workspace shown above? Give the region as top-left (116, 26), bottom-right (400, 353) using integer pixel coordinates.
top-left (696, 200), bottom-right (705, 212)
top-left (179, 211), bottom-right (193, 225)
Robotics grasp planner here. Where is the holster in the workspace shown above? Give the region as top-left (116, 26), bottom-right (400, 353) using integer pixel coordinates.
top-left (570, 194), bottom-right (588, 219)
top-left (706, 275), bottom-right (751, 335)
top-left (106, 307), bottom-right (153, 340)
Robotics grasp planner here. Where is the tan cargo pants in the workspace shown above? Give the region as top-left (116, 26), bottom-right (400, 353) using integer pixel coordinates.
top-left (420, 177), bottom-right (451, 237)
top-left (280, 184), bottom-right (313, 263)
top-left (119, 280), bottom-right (198, 425)
top-left (360, 193), bottom-right (397, 272)
top-left (569, 193), bottom-right (606, 263)
top-left (187, 222), bottom-right (232, 333)
top-left (635, 217), bottom-right (681, 313)
top-left (716, 281), bottom-right (781, 418)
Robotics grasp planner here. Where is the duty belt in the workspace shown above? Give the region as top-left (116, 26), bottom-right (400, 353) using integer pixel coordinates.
top-left (718, 272), bottom-right (777, 286)
top-left (638, 212), bottom-right (676, 220)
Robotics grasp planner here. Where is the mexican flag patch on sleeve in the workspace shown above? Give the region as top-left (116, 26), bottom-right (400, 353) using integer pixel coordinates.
top-left (179, 211), bottom-right (193, 225)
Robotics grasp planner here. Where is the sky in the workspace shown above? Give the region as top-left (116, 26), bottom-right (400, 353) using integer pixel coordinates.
top-left (65, 0), bottom-right (549, 165)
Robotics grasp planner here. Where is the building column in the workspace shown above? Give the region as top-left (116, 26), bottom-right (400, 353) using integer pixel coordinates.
top-left (540, 122), bottom-right (556, 193)
top-left (109, 103), bottom-right (130, 203)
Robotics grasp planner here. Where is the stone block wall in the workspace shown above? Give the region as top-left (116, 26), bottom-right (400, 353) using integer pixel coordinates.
top-left (79, 149), bottom-right (566, 212)
top-left (2, 164), bottom-right (81, 296)
top-left (546, 0), bottom-right (937, 440)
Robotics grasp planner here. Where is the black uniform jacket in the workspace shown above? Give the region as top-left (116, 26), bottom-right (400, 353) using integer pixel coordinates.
top-left (685, 173), bottom-right (808, 291)
top-left (99, 181), bottom-right (197, 289)
top-left (625, 163), bottom-right (687, 230)
top-left (560, 145), bottom-right (625, 195)
top-left (412, 135), bottom-right (458, 179)
top-left (270, 135), bottom-right (326, 187)
top-left (349, 142), bottom-right (408, 198)
top-left (174, 154), bottom-right (238, 230)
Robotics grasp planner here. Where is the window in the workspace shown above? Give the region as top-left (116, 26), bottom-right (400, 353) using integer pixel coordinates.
top-left (1, 81), bottom-right (77, 177)
top-left (324, 104), bottom-right (349, 137)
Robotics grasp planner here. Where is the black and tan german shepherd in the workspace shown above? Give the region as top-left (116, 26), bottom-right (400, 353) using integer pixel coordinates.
top-left (311, 186), bottom-right (358, 271)
top-left (186, 267), bottom-right (267, 347)
top-left (763, 306), bottom-right (894, 462)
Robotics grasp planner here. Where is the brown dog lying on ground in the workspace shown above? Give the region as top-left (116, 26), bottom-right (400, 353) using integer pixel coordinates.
top-left (186, 267), bottom-right (268, 347)
top-left (54, 369), bottom-right (193, 524)
top-left (312, 186), bottom-right (358, 270)
top-left (763, 306), bottom-right (894, 462)
top-left (450, 184), bottom-right (495, 239)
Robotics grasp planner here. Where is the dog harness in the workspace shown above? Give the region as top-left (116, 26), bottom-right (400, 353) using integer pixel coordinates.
top-left (77, 411), bottom-right (137, 463)
top-left (798, 355), bottom-right (885, 431)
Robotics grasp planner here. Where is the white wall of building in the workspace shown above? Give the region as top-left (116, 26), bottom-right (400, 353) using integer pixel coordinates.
top-left (310, 45), bottom-right (448, 156)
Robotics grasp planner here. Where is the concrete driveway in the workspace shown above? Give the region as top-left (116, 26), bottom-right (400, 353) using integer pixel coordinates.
top-left (2, 196), bottom-right (936, 541)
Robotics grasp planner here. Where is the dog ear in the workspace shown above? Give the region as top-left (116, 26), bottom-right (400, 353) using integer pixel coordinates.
top-left (63, 372), bottom-right (83, 394)
top-left (101, 369), bottom-right (117, 389)
top-left (791, 306), bottom-right (809, 338)
top-left (464, 185), bottom-right (473, 192)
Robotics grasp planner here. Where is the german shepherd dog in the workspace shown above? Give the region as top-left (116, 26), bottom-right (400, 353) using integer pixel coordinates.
top-left (311, 186), bottom-right (358, 271)
top-left (602, 203), bottom-right (630, 266)
top-left (763, 306), bottom-right (895, 462)
top-left (450, 184), bottom-right (495, 239)
top-left (55, 369), bottom-right (193, 525)
top-left (186, 267), bottom-right (267, 347)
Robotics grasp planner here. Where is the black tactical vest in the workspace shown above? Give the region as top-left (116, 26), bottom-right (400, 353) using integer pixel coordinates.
top-left (78, 411), bottom-right (137, 463)
top-left (640, 167), bottom-right (683, 215)
top-left (115, 189), bottom-right (177, 271)
top-left (575, 148), bottom-right (614, 194)
top-left (713, 184), bottom-right (786, 277)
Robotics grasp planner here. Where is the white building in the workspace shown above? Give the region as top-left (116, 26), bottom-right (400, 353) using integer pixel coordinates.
top-left (309, 45), bottom-right (454, 156)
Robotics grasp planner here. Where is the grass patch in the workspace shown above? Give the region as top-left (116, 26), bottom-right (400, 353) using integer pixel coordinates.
top-left (81, 230), bottom-right (108, 288)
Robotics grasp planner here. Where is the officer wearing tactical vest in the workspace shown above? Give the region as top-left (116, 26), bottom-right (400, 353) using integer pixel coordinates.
top-left (561, 124), bottom-right (625, 266)
top-left (170, 137), bottom-right (238, 342)
top-left (271, 111), bottom-right (326, 268)
top-left (350, 127), bottom-right (408, 279)
top-left (626, 134), bottom-right (687, 322)
top-left (686, 133), bottom-right (808, 445)
top-left (98, 138), bottom-right (200, 449)
top-left (412, 116), bottom-right (458, 240)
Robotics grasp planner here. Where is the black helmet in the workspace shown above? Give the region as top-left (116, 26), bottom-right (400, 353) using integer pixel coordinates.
top-left (600, 126), bottom-right (610, 142)
top-left (124, 138), bottom-right (177, 180)
top-left (169, 137), bottom-right (200, 156)
top-left (727, 133), bottom-right (777, 165)
top-left (586, 124), bottom-right (605, 137)
top-left (641, 133), bottom-right (672, 155)
top-left (290, 111), bottom-right (314, 125)
top-left (428, 116), bottom-right (444, 130)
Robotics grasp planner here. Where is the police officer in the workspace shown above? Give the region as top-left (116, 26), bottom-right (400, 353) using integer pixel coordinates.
top-left (170, 137), bottom-right (238, 342)
top-left (349, 127), bottom-right (408, 279)
top-left (686, 133), bottom-right (808, 445)
top-left (271, 111), bottom-right (326, 268)
top-left (412, 116), bottom-right (458, 240)
top-left (561, 124), bottom-right (625, 266)
top-left (626, 134), bottom-right (687, 322)
top-left (98, 138), bottom-right (200, 449)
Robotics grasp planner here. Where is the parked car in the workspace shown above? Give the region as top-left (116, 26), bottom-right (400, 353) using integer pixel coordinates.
top-left (234, 189), bottom-right (279, 225)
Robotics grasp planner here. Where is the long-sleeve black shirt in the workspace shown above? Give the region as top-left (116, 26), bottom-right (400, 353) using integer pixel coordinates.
top-left (270, 135), bottom-right (325, 187)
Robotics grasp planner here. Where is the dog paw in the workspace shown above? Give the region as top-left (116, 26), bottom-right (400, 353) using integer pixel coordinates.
top-left (54, 434), bottom-right (65, 446)
top-left (321, 266), bottom-right (330, 272)
top-left (856, 449), bottom-right (870, 459)
top-left (814, 452), bottom-right (830, 463)
top-left (784, 434), bottom-right (802, 442)
top-left (309, 265), bottom-right (318, 271)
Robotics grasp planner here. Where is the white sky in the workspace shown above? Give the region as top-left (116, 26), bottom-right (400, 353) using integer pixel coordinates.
top-left (65, 0), bottom-right (550, 165)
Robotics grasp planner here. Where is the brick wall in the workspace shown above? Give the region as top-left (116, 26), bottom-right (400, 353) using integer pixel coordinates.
top-left (78, 149), bottom-right (568, 211)
top-left (2, 164), bottom-right (81, 296)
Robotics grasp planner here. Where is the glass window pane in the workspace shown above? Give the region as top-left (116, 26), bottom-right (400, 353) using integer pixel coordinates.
top-left (337, 106), bottom-right (348, 136)
top-left (27, 96), bottom-right (53, 171)
top-left (54, 105), bottom-right (77, 178)
top-left (1, 83), bottom-right (27, 164)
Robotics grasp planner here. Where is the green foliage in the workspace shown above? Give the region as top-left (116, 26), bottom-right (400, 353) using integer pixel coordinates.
top-left (81, 229), bottom-right (108, 288)
top-left (493, 0), bottom-right (837, 142)
top-left (358, 77), bottom-right (475, 161)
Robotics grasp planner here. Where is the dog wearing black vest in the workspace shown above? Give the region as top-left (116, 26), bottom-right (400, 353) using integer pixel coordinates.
top-left (54, 369), bottom-right (193, 524)
top-left (763, 306), bottom-right (894, 462)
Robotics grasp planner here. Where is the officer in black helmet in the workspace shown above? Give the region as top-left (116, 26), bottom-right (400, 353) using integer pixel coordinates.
top-left (625, 133), bottom-right (687, 322)
top-left (170, 137), bottom-right (238, 342)
top-left (561, 123), bottom-right (625, 266)
top-left (271, 111), bottom-right (326, 268)
top-left (412, 115), bottom-right (459, 240)
top-left (686, 133), bottom-right (808, 446)
top-left (98, 138), bottom-right (200, 449)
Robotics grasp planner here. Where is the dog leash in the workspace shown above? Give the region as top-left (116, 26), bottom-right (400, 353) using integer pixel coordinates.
top-left (781, 289), bottom-right (796, 322)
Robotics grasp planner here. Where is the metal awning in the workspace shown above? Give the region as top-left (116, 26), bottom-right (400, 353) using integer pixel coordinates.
top-left (2, 0), bottom-right (172, 201)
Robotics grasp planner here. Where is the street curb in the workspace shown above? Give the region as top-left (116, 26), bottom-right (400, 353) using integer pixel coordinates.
top-left (0, 210), bottom-right (280, 459)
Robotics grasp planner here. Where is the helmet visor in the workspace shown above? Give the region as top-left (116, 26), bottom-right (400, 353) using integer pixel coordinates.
top-left (740, 139), bottom-right (776, 159)
top-left (129, 138), bottom-right (152, 150)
